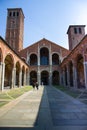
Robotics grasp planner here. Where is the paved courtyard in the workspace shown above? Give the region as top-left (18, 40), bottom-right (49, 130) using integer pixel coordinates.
top-left (0, 86), bottom-right (87, 130)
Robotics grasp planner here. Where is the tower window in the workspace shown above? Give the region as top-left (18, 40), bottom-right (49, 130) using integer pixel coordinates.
top-left (74, 28), bottom-right (77, 34)
top-left (9, 12), bottom-right (12, 17)
top-left (79, 28), bottom-right (82, 34)
top-left (13, 12), bottom-right (15, 16)
top-left (17, 12), bottom-right (19, 16)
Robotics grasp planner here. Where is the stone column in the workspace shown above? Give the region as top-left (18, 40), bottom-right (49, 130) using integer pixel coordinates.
top-left (63, 69), bottom-right (66, 86)
top-left (84, 62), bottom-right (87, 89)
top-left (49, 71), bottom-right (52, 86)
top-left (37, 71), bottom-right (40, 85)
top-left (0, 62), bottom-right (5, 90)
top-left (38, 44), bottom-right (41, 85)
top-left (49, 44), bottom-right (52, 86)
top-left (11, 67), bottom-right (16, 88)
top-left (73, 64), bottom-right (77, 88)
top-left (67, 65), bottom-right (70, 87)
top-left (19, 70), bottom-right (22, 87)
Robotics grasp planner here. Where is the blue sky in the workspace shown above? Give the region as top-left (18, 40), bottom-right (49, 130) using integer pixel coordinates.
top-left (0, 0), bottom-right (87, 49)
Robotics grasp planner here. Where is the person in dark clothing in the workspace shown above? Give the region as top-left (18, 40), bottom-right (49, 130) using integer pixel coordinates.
top-left (32, 81), bottom-right (35, 89)
top-left (35, 82), bottom-right (39, 90)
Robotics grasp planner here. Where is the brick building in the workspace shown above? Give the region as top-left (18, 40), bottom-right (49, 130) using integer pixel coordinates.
top-left (0, 8), bottom-right (87, 90)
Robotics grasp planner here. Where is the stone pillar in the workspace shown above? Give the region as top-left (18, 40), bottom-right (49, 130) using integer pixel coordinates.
top-left (37, 71), bottom-right (40, 85)
top-left (49, 71), bottom-right (52, 86)
top-left (63, 69), bottom-right (66, 86)
top-left (38, 44), bottom-right (41, 85)
top-left (0, 62), bottom-right (5, 90)
top-left (49, 44), bottom-right (52, 86)
top-left (11, 67), bottom-right (16, 88)
top-left (73, 65), bottom-right (77, 88)
top-left (19, 70), bottom-right (22, 87)
top-left (67, 65), bottom-right (70, 87)
top-left (84, 62), bottom-right (87, 89)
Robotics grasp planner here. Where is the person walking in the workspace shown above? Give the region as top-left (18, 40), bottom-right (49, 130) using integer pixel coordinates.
top-left (35, 82), bottom-right (39, 90)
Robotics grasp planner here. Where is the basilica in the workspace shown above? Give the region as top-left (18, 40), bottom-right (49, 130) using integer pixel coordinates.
top-left (0, 8), bottom-right (87, 90)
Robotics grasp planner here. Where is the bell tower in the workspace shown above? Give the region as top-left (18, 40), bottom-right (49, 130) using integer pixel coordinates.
top-left (67, 25), bottom-right (85, 50)
top-left (5, 8), bottom-right (24, 53)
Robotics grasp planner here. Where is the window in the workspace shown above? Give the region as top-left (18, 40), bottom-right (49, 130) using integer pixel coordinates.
top-left (17, 12), bottom-right (19, 16)
top-left (9, 12), bottom-right (12, 17)
top-left (79, 28), bottom-right (82, 34)
top-left (74, 28), bottom-right (77, 34)
top-left (13, 12), bottom-right (15, 16)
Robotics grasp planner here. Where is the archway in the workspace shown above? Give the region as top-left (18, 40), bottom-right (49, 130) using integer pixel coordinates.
top-left (30, 71), bottom-right (37, 85)
top-left (41, 71), bottom-right (49, 85)
top-left (16, 61), bottom-right (20, 87)
top-left (52, 71), bottom-right (60, 85)
top-left (40, 47), bottom-right (49, 65)
top-left (69, 61), bottom-right (73, 87)
top-left (77, 54), bottom-right (85, 88)
top-left (4, 54), bottom-right (14, 88)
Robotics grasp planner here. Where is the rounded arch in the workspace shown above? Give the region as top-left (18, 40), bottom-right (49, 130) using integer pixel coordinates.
top-left (30, 53), bottom-right (37, 65)
top-left (30, 71), bottom-right (37, 85)
top-left (76, 54), bottom-right (85, 88)
top-left (41, 70), bottom-right (49, 85)
top-left (40, 47), bottom-right (49, 65)
top-left (68, 60), bottom-right (73, 87)
top-left (52, 71), bottom-right (60, 85)
top-left (15, 61), bottom-right (21, 87)
top-left (52, 53), bottom-right (59, 65)
top-left (4, 54), bottom-right (14, 88)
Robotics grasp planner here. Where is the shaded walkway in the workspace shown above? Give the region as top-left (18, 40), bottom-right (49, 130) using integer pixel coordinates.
top-left (0, 86), bottom-right (87, 130)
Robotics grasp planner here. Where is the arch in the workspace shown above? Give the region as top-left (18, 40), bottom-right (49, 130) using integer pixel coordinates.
top-left (30, 54), bottom-right (37, 65)
top-left (52, 71), bottom-right (60, 85)
top-left (76, 54), bottom-right (85, 88)
top-left (52, 53), bottom-right (59, 65)
top-left (22, 66), bottom-right (25, 86)
top-left (15, 61), bottom-right (21, 87)
top-left (30, 71), bottom-right (37, 85)
top-left (69, 61), bottom-right (73, 87)
top-left (40, 47), bottom-right (49, 65)
top-left (4, 54), bottom-right (14, 88)
top-left (41, 71), bottom-right (49, 85)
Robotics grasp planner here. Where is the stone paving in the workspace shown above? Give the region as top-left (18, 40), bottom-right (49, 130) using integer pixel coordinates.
top-left (0, 86), bottom-right (87, 130)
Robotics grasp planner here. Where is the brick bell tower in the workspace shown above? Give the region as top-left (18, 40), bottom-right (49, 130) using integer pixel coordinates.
top-left (67, 25), bottom-right (85, 50)
top-left (5, 8), bottom-right (24, 53)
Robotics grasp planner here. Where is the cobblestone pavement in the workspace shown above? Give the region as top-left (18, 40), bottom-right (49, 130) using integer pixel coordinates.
top-left (0, 86), bottom-right (87, 130)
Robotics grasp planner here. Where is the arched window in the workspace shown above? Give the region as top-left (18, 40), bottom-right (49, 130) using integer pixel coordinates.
top-left (52, 53), bottom-right (59, 65)
top-left (30, 54), bottom-right (37, 65)
top-left (40, 47), bottom-right (49, 65)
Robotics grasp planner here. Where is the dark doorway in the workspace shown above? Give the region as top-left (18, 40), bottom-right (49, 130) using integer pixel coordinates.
top-left (41, 71), bottom-right (49, 85)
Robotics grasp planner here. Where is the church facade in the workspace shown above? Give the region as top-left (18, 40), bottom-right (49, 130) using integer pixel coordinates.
top-left (0, 8), bottom-right (87, 90)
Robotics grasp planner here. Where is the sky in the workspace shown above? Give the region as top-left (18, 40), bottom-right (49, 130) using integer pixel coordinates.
top-left (0, 0), bottom-right (87, 49)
